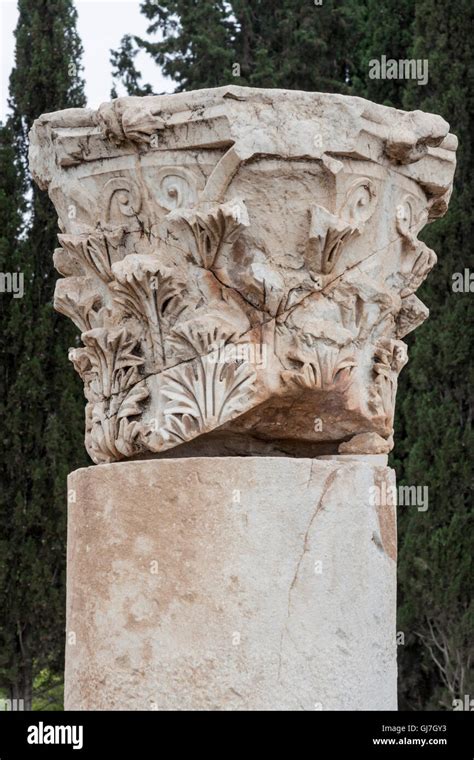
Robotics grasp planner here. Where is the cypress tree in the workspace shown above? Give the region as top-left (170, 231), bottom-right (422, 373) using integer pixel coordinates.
top-left (111, 0), bottom-right (354, 94)
top-left (333, 0), bottom-right (473, 711)
top-left (0, 0), bottom-right (87, 709)
top-left (0, 0), bottom-right (462, 709)
top-left (345, 0), bottom-right (415, 108)
top-left (85, 0), bottom-right (474, 710)
top-left (395, 0), bottom-right (474, 710)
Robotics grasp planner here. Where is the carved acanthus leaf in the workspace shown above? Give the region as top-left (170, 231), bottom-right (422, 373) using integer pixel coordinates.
top-left (396, 294), bottom-right (429, 338)
top-left (305, 204), bottom-right (360, 277)
top-left (86, 380), bottom-right (148, 463)
top-left (169, 309), bottom-right (249, 357)
top-left (112, 255), bottom-right (187, 369)
top-left (76, 327), bottom-right (149, 464)
top-left (74, 327), bottom-right (145, 401)
top-left (29, 89), bottom-right (456, 463)
top-left (400, 243), bottom-right (437, 298)
top-left (55, 278), bottom-right (106, 333)
top-left (168, 199), bottom-right (250, 269)
top-left (56, 230), bottom-right (124, 282)
top-left (368, 338), bottom-right (408, 427)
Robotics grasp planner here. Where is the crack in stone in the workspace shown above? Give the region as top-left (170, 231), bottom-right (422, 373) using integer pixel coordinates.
top-left (277, 467), bottom-right (338, 682)
top-left (287, 468), bottom-right (338, 612)
top-left (79, 217), bottom-right (415, 432)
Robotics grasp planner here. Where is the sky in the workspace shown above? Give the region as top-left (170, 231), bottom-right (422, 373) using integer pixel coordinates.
top-left (0, 0), bottom-right (174, 122)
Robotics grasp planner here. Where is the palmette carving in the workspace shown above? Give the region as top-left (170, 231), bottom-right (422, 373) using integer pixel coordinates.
top-left (29, 86), bottom-right (457, 461)
top-left (160, 350), bottom-right (256, 444)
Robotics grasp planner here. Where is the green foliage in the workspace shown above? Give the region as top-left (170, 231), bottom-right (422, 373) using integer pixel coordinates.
top-left (345, 0), bottom-right (416, 107)
top-left (0, 0), bottom-right (88, 709)
top-left (111, 0), bottom-right (474, 711)
top-left (0, 669), bottom-right (63, 711)
top-left (394, 0), bottom-right (474, 710)
top-left (0, 0), bottom-right (470, 712)
top-left (32, 669), bottom-right (64, 711)
top-left (349, 0), bottom-right (473, 711)
top-left (111, 0), bottom-right (354, 94)
top-left (110, 33), bottom-right (154, 97)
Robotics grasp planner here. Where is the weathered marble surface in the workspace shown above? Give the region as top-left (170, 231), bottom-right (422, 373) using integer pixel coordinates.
top-left (29, 86), bottom-right (456, 463)
top-left (65, 456), bottom-right (397, 711)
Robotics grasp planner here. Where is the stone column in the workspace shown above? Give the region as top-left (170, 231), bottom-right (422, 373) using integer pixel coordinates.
top-left (29, 86), bottom-right (456, 710)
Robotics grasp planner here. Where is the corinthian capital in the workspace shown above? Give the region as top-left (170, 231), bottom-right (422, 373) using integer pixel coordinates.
top-left (29, 86), bottom-right (457, 462)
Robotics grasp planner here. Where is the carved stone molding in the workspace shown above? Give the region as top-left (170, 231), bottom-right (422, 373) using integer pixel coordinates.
top-left (29, 86), bottom-right (457, 462)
